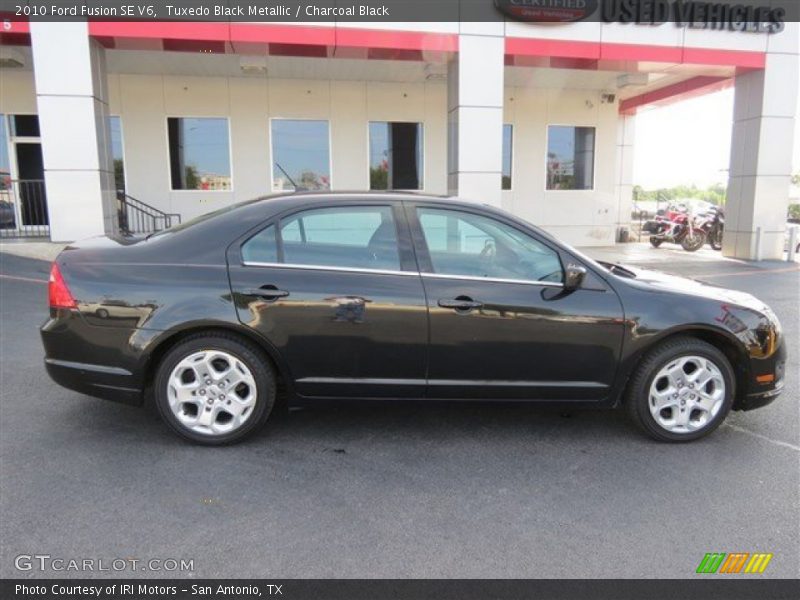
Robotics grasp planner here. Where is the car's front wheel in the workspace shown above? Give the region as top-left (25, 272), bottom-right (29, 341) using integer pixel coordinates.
top-left (625, 337), bottom-right (735, 442)
top-left (154, 333), bottom-right (275, 444)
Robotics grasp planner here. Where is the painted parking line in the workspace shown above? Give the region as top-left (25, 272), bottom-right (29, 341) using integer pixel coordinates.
top-left (698, 265), bottom-right (800, 279)
top-left (0, 273), bottom-right (48, 285)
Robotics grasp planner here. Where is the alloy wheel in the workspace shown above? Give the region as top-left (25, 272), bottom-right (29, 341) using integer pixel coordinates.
top-left (648, 355), bottom-right (726, 434)
top-left (167, 350), bottom-right (257, 436)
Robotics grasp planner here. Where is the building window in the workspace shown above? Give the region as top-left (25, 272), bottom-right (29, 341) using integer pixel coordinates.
top-left (369, 122), bottom-right (423, 190)
top-left (10, 115), bottom-right (40, 138)
top-left (167, 117), bottom-right (231, 191)
top-left (271, 119), bottom-right (330, 192)
top-left (280, 206), bottom-right (400, 271)
top-left (546, 126), bottom-right (595, 191)
top-left (502, 124), bottom-right (513, 191)
top-left (109, 116), bottom-right (125, 192)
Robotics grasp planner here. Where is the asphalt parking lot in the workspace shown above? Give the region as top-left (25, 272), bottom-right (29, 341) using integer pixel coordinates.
top-left (0, 245), bottom-right (798, 579)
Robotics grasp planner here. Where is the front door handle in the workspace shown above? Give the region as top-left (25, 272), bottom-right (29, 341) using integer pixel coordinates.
top-left (246, 285), bottom-right (290, 300)
top-left (438, 297), bottom-right (483, 311)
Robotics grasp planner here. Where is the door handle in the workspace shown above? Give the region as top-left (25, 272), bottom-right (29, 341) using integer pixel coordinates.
top-left (246, 286), bottom-right (289, 300)
top-left (438, 297), bottom-right (483, 311)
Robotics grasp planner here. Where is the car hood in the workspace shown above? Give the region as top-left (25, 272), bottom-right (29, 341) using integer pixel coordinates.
top-left (614, 264), bottom-right (770, 313)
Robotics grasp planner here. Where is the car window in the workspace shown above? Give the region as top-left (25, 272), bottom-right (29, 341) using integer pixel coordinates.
top-left (241, 224), bottom-right (278, 264)
top-left (280, 205), bottom-right (400, 271)
top-left (417, 207), bottom-right (563, 283)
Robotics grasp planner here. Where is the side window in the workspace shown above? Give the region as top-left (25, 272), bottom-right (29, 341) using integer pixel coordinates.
top-left (241, 224), bottom-right (278, 264)
top-left (280, 206), bottom-right (400, 271)
top-left (417, 208), bottom-right (563, 283)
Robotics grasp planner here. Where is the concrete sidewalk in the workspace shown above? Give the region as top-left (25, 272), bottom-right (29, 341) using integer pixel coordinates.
top-left (0, 240), bottom-right (66, 262)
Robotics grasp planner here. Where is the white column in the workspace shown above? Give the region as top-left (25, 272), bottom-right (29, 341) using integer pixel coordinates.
top-left (723, 24), bottom-right (799, 260)
top-left (615, 114), bottom-right (636, 240)
top-left (447, 25), bottom-right (505, 207)
top-left (30, 21), bottom-right (116, 242)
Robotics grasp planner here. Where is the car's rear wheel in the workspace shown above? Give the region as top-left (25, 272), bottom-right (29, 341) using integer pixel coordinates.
top-left (154, 333), bottom-right (275, 445)
top-left (625, 337), bottom-right (734, 442)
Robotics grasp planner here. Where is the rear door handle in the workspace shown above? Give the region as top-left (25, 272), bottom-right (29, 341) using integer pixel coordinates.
top-left (438, 297), bottom-right (483, 311)
top-left (246, 286), bottom-right (290, 300)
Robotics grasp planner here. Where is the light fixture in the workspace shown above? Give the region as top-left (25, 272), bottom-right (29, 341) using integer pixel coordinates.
top-left (616, 73), bottom-right (650, 89)
top-left (239, 56), bottom-right (268, 76)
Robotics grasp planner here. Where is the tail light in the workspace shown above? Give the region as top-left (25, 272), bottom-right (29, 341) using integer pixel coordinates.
top-left (49, 262), bottom-right (77, 309)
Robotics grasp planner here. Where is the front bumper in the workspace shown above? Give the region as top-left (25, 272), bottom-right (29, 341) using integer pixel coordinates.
top-left (734, 341), bottom-right (787, 411)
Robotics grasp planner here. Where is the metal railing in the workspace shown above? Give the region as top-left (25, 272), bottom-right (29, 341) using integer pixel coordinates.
top-left (0, 179), bottom-right (50, 239)
top-left (117, 190), bottom-right (181, 235)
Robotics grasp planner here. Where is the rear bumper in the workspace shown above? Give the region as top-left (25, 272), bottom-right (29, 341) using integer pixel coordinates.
top-left (44, 358), bottom-right (143, 406)
top-left (40, 309), bottom-right (146, 406)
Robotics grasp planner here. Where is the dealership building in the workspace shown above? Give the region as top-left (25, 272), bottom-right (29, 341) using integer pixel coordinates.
top-left (0, 6), bottom-right (798, 260)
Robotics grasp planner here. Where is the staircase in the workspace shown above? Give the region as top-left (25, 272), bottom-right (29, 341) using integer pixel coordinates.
top-left (117, 191), bottom-right (181, 235)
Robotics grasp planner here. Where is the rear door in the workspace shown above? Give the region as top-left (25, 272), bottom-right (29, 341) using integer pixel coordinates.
top-left (407, 202), bottom-right (625, 401)
top-left (227, 200), bottom-right (428, 399)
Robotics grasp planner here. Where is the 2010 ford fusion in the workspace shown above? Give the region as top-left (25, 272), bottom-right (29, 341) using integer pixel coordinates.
top-left (41, 193), bottom-right (786, 444)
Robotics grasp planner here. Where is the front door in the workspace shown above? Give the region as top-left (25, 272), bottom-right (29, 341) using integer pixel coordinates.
top-left (409, 204), bottom-right (625, 401)
top-left (227, 202), bottom-right (428, 399)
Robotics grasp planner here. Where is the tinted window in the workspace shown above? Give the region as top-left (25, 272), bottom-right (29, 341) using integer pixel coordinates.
top-left (167, 117), bottom-right (231, 191)
top-left (547, 126), bottom-right (595, 191)
top-left (271, 120), bottom-right (330, 192)
top-left (11, 115), bottom-right (40, 137)
top-left (109, 116), bottom-right (125, 191)
top-left (280, 206), bottom-right (400, 271)
top-left (241, 224), bottom-right (278, 264)
top-left (502, 124), bottom-right (513, 191)
top-left (417, 208), bottom-right (563, 283)
top-left (369, 122), bottom-right (423, 190)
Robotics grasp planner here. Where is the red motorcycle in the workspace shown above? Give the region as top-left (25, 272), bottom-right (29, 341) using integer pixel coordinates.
top-left (648, 210), bottom-right (707, 252)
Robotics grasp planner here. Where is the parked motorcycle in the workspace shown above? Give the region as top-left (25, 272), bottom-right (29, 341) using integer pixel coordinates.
top-left (698, 205), bottom-right (724, 251)
top-left (647, 209), bottom-right (707, 252)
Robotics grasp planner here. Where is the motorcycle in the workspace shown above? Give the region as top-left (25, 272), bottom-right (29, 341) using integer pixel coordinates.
top-left (698, 206), bottom-right (724, 251)
top-left (647, 209), bottom-right (707, 252)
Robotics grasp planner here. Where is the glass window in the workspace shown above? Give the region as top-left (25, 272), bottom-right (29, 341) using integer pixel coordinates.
top-left (167, 117), bottom-right (231, 191)
top-left (546, 126), bottom-right (595, 191)
top-left (369, 122), bottom-right (423, 190)
top-left (417, 207), bottom-right (563, 283)
top-left (109, 116), bottom-right (125, 192)
top-left (280, 206), bottom-right (400, 271)
top-left (241, 224), bottom-right (278, 264)
top-left (502, 124), bottom-right (513, 191)
top-left (11, 115), bottom-right (40, 137)
top-left (0, 115), bottom-right (10, 190)
top-left (271, 120), bottom-right (330, 192)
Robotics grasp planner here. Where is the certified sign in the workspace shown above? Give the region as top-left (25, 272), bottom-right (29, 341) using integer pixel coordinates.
top-left (494, 0), bottom-right (600, 23)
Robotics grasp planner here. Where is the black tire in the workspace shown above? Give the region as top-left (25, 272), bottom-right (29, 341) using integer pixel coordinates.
top-left (649, 237), bottom-right (663, 248)
top-left (154, 332), bottom-right (276, 445)
top-left (709, 227), bottom-right (723, 251)
top-left (625, 337), bottom-right (735, 442)
top-left (681, 229), bottom-right (706, 252)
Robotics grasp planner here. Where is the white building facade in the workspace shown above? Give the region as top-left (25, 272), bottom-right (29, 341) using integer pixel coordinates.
top-left (0, 13), bottom-right (798, 259)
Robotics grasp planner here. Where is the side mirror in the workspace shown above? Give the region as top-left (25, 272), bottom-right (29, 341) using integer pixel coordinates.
top-left (564, 263), bottom-right (587, 291)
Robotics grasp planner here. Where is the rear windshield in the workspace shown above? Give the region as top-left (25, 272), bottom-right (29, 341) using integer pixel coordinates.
top-left (147, 197), bottom-right (265, 239)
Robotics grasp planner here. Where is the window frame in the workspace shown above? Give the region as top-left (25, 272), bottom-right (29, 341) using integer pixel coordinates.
top-left (269, 117), bottom-right (333, 193)
top-left (544, 124), bottom-right (597, 193)
top-left (405, 202), bottom-right (566, 288)
top-left (237, 201), bottom-right (417, 276)
top-left (367, 121), bottom-right (425, 192)
top-left (165, 115), bottom-right (234, 193)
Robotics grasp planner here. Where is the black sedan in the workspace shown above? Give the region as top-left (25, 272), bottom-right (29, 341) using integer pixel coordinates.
top-left (41, 193), bottom-right (786, 444)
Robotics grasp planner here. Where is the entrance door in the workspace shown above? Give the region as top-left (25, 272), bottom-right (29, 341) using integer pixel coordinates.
top-left (15, 142), bottom-right (48, 226)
